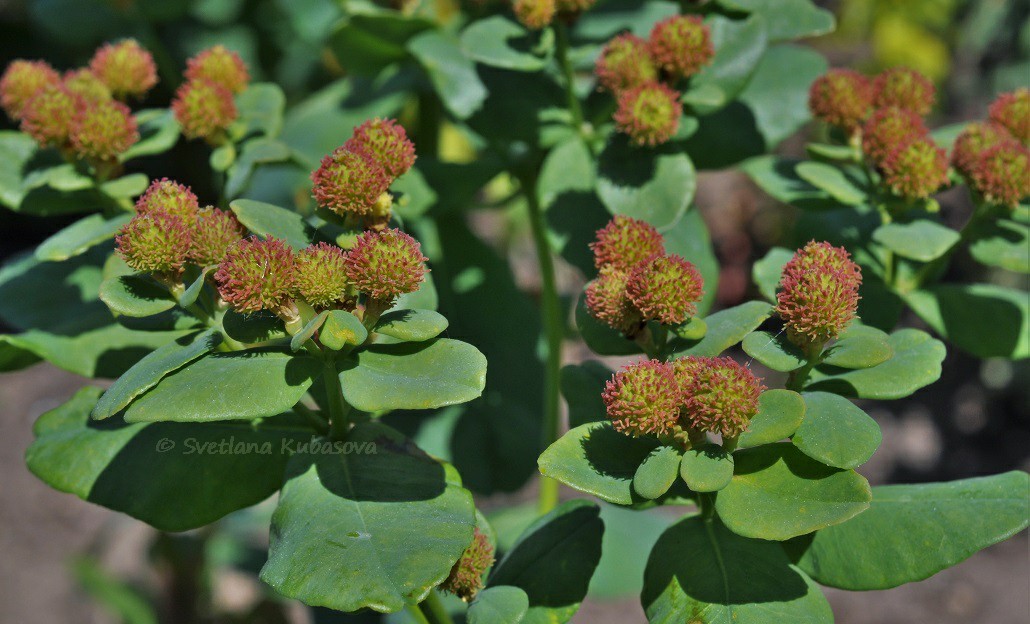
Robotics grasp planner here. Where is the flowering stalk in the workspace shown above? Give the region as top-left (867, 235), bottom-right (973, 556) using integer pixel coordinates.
top-left (554, 22), bottom-right (586, 138)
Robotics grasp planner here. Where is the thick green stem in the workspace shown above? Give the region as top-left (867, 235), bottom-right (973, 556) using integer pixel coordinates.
top-left (786, 342), bottom-right (824, 392)
top-left (407, 604), bottom-right (432, 624)
top-left (420, 590), bottom-right (454, 624)
top-left (553, 22), bottom-right (585, 135)
top-left (323, 360), bottom-right (352, 440)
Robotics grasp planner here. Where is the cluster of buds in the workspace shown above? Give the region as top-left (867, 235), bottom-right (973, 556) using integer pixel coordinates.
top-left (311, 118), bottom-right (416, 228)
top-left (603, 355), bottom-right (764, 443)
top-left (595, 16), bottom-right (714, 146)
top-left (172, 46), bottom-right (249, 144)
top-left (513, 0), bottom-right (598, 31)
top-left (952, 90), bottom-right (1030, 208)
top-left (585, 216), bottom-right (703, 335)
top-left (440, 528), bottom-right (495, 601)
top-left (776, 241), bottom-right (862, 349)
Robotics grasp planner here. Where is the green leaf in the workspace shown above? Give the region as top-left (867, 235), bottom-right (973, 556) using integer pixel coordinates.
top-left (574, 294), bottom-right (641, 356)
top-left (807, 329), bottom-right (946, 399)
top-left (468, 586), bottom-right (529, 624)
top-left (716, 443), bottom-right (871, 541)
top-left (224, 138), bottom-right (294, 199)
top-left (392, 167), bottom-right (437, 219)
top-left (742, 330), bottom-right (805, 372)
top-left (686, 15), bottom-right (768, 115)
top-left (738, 389), bottom-right (806, 448)
top-left (633, 446), bottom-right (683, 499)
top-left (679, 444), bottom-right (734, 492)
top-left (663, 208), bottom-right (719, 315)
top-left (643, 515), bottom-right (833, 624)
top-left (210, 142), bottom-right (236, 171)
top-left (460, 16), bottom-right (551, 71)
top-left (260, 422), bottom-right (475, 613)
top-left (99, 173), bottom-right (149, 199)
top-left (873, 220), bottom-right (961, 262)
top-left (487, 500), bottom-right (604, 624)
top-left (375, 308), bottom-right (449, 342)
top-left (320, 310), bottom-right (368, 350)
top-left (968, 218), bottom-right (1030, 273)
top-left (234, 83), bottom-right (286, 138)
top-left (35, 213), bottom-right (132, 262)
top-left (738, 45), bottom-right (828, 147)
top-left (221, 309), bottom-right (287, 344)
top-left (740, 157), bottom-right (837, 212)
top-left (27, 387), bottom-right (309, 532)
top-left (0, 131), bottom-right (39, 208)
top-left (339, 338), bottom-right (486, 412)
top-left (795, 161), bottom-right (866, 205)
top-left (821, 323), bottom-right (892, 369)
top-left (230, 198), bottom-right (316, 249)
top-left (806, 142), bottom-right (858, 161)
top-left (124, 349), bottom-right (320, 423)
top-left (178, 267), bottom-right (212, 308)
top-left (329, 10), bottom-right (435, 75)
top-left (672, 316), bottom-right (707, 341)
top-left (92, 329), bottom-right (222, 420)
top-left (789, 472), bottom-right (1030, 590)
top-left (408, 31), bottom-right (487, 119)
top-left (560, 361), bottom-right (612, 428)
top-left (793, 392), bottom-right (881, 469)
top-left (538, 421), bottom-right (659, 505)
top-left (99, 274), bottom-right (176, 318)
top-left (752, 246), bottom-right (792, 301)
top-left (718, 0), bottom-right (835, 42)
top-left (670, 301), bottom-right (774, 356)
top-left (120, 109), bottom-right (179, 162)
top-left (290, 311), bottom-right (328, 352)
top-left (904, 284), bottom-right (1030, 359)
top-left (596, 135), bottom-right (696, 229)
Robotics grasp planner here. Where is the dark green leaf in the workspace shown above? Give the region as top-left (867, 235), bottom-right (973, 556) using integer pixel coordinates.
top-left (968, 218), bottom-right (1030, 273)
top-left (224, 138), bottom-right (295, 199)
top-left (738, 45), bottom-right (828, 147)
top-left (793, 392), bottom-right (881, 469)
top-left (221, 309), bottom-right (287, 344)
top-left (575, 294), bottom-right (641, 356)
top-left (99, 173), bottom-right (149, 199)
top-left (686, 15), bottom-right (768, 115)
top-left (468, 586), bottom-right (529, 624)
top-left (120, 109), bottom-right (180, 162)
top-left (291, 311), bottom-right (328, 352)
top-left (795, 161), bottom-right (866, 205)
top-left (904, 284), bottom-right (1029, 359)
top-left (0, 131), bottom-right (39, 208)
top-left (738, 389), bottom-right (806, 448)
top-left (807, 329), bottom-right (946, 399)
top-left (375, 308), bottom-right (449, 342)
top-left (35, 213), bottom-right (132, 262)
top-left (634, 446), bottom-right (683, 499)
top-left (320, 310), bottom-right (368, 350)
top-left (230, 198), bottom-right (316, 249)
top-left (99, 274), bottom-right (176, 318)
top-left (663, 208), bottom-right (719, 315)
top-left (718, 0), bottom-right (835, 42)
top-left (560, 361), bottom-right (612, 428)
top-left (670, 301), bottom-right (774, 356)
top-left (742, 330), bottom-right (806, 371)
top-left (752, 246), bottom-right (792, 301)
top-left (740, 157), bottom-right (838, 212)
top-left (234, 83), bottom-right (286, 138)
top-left (821, 323), bottom-right (892, 369)
top-left (329, 11), bottom-right (435, 75)
top-left (408, 31), bottom-right (488, 119)
top-left (873, 220), bottom-right (961, 262)
top-left (679, 444), bottom-right (734, 492)
top-left (460, 16), bottom-right (551, 71)
top-left (596, 135), bottom-right (696, 229)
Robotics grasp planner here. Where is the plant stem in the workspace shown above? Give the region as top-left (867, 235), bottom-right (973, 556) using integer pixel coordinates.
top-left (522, 173), bottom-right (565, 515)
top-left (417, 92), bottom-right (442, 159)
top-left (407, 604), bottom-right (432, 624)
top-left (786, 342), bottom-right (824, 392)
top-left (553, 22), bottom-right (585, 135)
top-left (420, 590), bottom-right (454, 624)
top-left (323, 360), bottom-right (352, 440)
top-left (294, 402), bottom-right (329, 434)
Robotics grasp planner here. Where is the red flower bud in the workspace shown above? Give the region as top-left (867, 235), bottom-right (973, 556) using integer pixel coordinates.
top-left (345, 228), bottom-right (428, 302)
top-left (880, 135), bottom-right (949, 200)
top-left (776, 241), bottom-right (862, 347)
top-left (0, 60), bottom-right (61, 120)
top-left (626, 254), bottom-right (704, 325)
top-left (679, 356), bottom-right (765, 438)
top-left (20, 85), bottom-right (80, 147)
top-left (172, 79), bottom-right (238, 142)
top-left (190, 207), bottom-right (246, 266)
top-left (614, 81), bottom-right (682, 147)
top-left (969, 140), bottom-right (1030, 209)
top-left (585, 266), bottom-right (642, 334)
top-left (987, 89), bottom-right (1029, 145)
top-left (595, 34), bottom-right (659, 94)
top-left (311, 147), bottom-right (392, 217)
top-left (648, 15), bottom-right (714, 80)
top-left (602, 359), bottom-right (681, 437)
top-left (88, 39), bottom-right (157, 99)
top-left (185, 45), bottom-right (250, 95)
top-left (872, 67), bottom-right (935, 116)
top-left (345, 118), bottom-right (416, 179)
top-left (63, 69), bottom-right (112, 104)
top-left (861, 106), bottom-right (927, 165)
top-left (590, 215), bottom-right (664, 272)
top-left (295, 242), bottom-right (351, 309)
top-left (951, 122), bottom-right (1013, 178)
top-left (808, 69), bottom-right (874, 134)
top-left (116, 212), bottom-right (192, 276)
top-left (70, 98), bottom-right (139, 161)
top-left (215, 237), bottom-right (297, 314)
top-left (441, 528), bottom-right (494, 602)
top-left (513, 0), bottom-right (555, 30)
top-left (135, 178), bottom-right (201, 225)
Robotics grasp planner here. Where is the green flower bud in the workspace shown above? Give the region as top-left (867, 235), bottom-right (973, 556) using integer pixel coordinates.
top-left (190, 207), bottom-right (246, 266)
top-left (603, 359), bottom-right (681, 437)
top-left (215, 237), bottom-right (297, 315)
top-left (680, 356), bottom-right (765, 438)
top-left (0, 59), bottom-right (61, 120)
top-left (872, 67), bottom-right (935, 116)
top-left (626, 254), bottom-right (704, 326)
top-left (808, 69), bottom-right (874, 134)
top-left (613, 81), bottom-right (682, 147)
top-left (441, 528), bottom-right (494, 602)
top-left (88, 39), bottom-right (157, 100)
top-left (116, 212), bottom-right (192, 277)
top-left (344, 228), bottom-right (428, 303)
top-left (185, 45), bottom-right (250, 95)
top-left (172, 78), bottom-right (238, 143)
top-left (295, 242), bottom-right (352, 309)
top-left (647, 15), bottom-right (714, 80)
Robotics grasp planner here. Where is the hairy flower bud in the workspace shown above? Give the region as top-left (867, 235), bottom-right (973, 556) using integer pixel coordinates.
top-left (63, 69), bottom-right (111, 104)
top-left (185, 45), bottom-right (250, 94)
top-left (215, 237), bottom-right (297, 314)
top-left (808, 69), bottom-right (874, 134)
top-left (345, 118), bottom-right (416, 179)
top-left (951, 122), bottom-right (1012, 177)
top-left (135, 178), bottom-right (201, 225)
top-left (590, 215), bottom-right (664, 272)
top-left (880, 135), bottom-right (949, 200)
top-left (311, 147), bottom-right (392, 217)
top-left (513, 0), bottom-right (555, 30)
top-left (70, 99), bottom-right (138, 161)
top-left (872, 67), bottom-right (935, 116)
top-left (602, 359), bottom-right (681, 437)
top-left (776, 241), bottom-right (862, 347)
top-left (626, 254), bottom-right (704, 325)
top-left (88, 39), bottom-right (157, 99)
top-left (648, 16), bottom-right (713, 81)
top-left (969, 140), bottom-right (1030, 208)
top-left (116, 212), bottom-right (192, 276)
top-left (614, 82), bottom-right (682, 147)
top-left (441, 528), bottom-right (494, 602)
top-left (294, 242), bottom-right (351, 309)
top-left (987, 89), bottom-right (1029, 145)
top-left (595, 34), bottom-right (659, 94)
top-left (680, 356), bottom-right (764, 438)
top-left (861, 106), bottom-right (927, 165)
top-left (585, 266), bottom-right (642, 334)
top-left (345, 228), bottom-right (428, 302)
top-left (0, 60), bottom-right (60, 120)
top-left (20, 85), bottom-right (80, 147)
top-left (190, 207), bottom-right (246, 266)
top-left (172, 79), bottom-right (238, 142)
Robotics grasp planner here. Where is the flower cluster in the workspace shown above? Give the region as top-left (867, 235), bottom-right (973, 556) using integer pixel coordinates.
top-left (810, 67), bottom-right (935, 136)
top-left (596, 16), bottom-right (713, 146)
top-left (951, 91), bottom-right (1030, 209)
top-left (585, 216), bottom-right (703, 334)
top-left (776, 241), bottom-right (862, 348)
top-left (513, 0), bottom-right (596, 30)
top-left (441, 528), bottom-right (495, 602)
top-left (311, 118), bottom-right (415, 225)
top-left (173, 46), bottom-right (248, 143)
top-left (89, 40), bottom-right (157, 100)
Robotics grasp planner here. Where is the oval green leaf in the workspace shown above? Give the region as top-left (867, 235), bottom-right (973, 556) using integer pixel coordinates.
top-left (873, 220), bottom-right (961, 262)
top-left (35, 213), bottom-right (132, 262)
top-left (320, 310), bottom-right (368, 350)
top-left (375, 308), bottom-right (449, 342)
top-left (742, 330), bottom-right (806, 371)
top-left (738, 389), bottom-right (806, 448)
top-left (230, 198), bottom-right (315, 250)
top-left (633, 446), bottom-right (683, 499)
top-left (904, 284), bottom-right (1030, 359)
top-left (468, 586), bottom-right (529, 624)
top-left (793, 392), bottom-right (881, 469)
top-left (821, 323), bottom-right (892, 369)
top-left (99, 274), bottom-right (176, 318)
top-left (670, 301), bottom-right (774, 357)
top-left (596, 135), bottom-right (696, 229)
top-left (679, 444), bottom-right (734, 492)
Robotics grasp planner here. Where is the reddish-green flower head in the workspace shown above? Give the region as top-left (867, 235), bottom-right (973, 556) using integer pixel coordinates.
top-left (88, 39), bottom-right (158, 99)
top-left (614, 82), bottom-right (682, 147)
top-left (880, 135), bottom-right (949, 200)
top-left (116, 212), bottom-right (192, 276)
top-left (513, 0), bottom-right (555, 30)
top-left (63, 69), bottom-right (112, 104)
top-left (555, 0), bottom-right (597, 14)
top-left (345, 118), bottom-right (416, 179)
top-left (970, 140), bottom-right (1030, 209)
top-left (70, 99), bottom-right (138, 161)
top-left (670, 355), bottom-right (705, 395)
top-left (681, 356), bottom-right (765, 438)
top-left (135, 178), bottom-right (201, 225)
top-left (585, 266), bottom-right (642, 334)
top-left (872, 67), bottom-right (935, 116)
top-left (442, 528), bottom-right (495, 602)
top-left (0, 60), bottom-right (60, 120)
top-left (648, 16), bottom-right (714, 80)
top-left (590, 215), bottom-right (664, 272)
top-left (776, 241), bottom-right (862, 346)
top-left (172, 79), bottom-right (238, 142)
top-left (185, 45), bottom-right (250, 95)
top-left (190, 207), bottom-right (246, 266)
top-left (808, 69), bottom-right (874, 134)
top-left (626, 254), bottom-right (704, 325)
top-left (861, 106), bottom-right (927, 165)
top-left (215, 237), bottom-right (297, 313)
top-left (988, 89), bottom-right (1030, 145)
top-left (295, 242), bottom-right (351, 309)
top-left (951, 122), bottom-right (1013, 177)
top-left (345, 228), bottom-right (428, 301)
top-left (20, 85), bottom-right (80, 147)
top-left (602, 359), bottom-right (681, 437)
top-left (311, 147), bottom-right (392, 217)
top-left (595, 34), bottom-right (659, 95)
